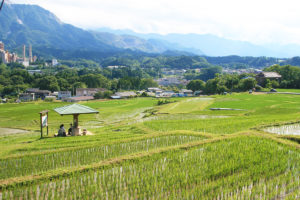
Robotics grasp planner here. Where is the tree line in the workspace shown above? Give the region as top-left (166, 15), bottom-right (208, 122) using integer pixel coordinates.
top-left (187, 65), bottom-right (300, 94)
top-left (1, 60), bottom-right (299, 98)
top-left (0, 63), bottom-right (158, 98)
top-left (187, 74), bottom-right (257, 94)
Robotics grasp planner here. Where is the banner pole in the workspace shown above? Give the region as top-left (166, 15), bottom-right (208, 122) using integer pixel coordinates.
top-left (47, 112), bottom-right (49, 135)
top-left (40, 113), bottom-right (43, 138)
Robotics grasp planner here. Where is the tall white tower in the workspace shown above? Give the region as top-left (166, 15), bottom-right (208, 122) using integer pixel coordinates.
top-left (23, 45), bottom-right (26, 61)
top-left (29, 45), bottom-right (32, 63)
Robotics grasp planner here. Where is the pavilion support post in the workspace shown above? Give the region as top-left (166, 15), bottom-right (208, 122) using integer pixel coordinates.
top-left (72, 114), bottom-right (80, 136)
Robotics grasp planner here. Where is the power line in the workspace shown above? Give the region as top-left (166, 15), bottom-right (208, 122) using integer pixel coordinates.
top-left (0, 0), bottom-right (4, 12)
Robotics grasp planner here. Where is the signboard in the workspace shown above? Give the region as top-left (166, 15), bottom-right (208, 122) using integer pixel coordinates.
top-left (40, 110), bottom-right (49, 138)
top-left (42, 115), bottom-right (48, 127)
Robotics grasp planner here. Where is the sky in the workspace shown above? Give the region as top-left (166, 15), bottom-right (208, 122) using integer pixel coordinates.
top-left (12, 0), bottom-right (300, 45)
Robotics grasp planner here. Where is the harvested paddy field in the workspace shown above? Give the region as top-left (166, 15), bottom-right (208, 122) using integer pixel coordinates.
top-left (0, 93), bottom-right (299, 199)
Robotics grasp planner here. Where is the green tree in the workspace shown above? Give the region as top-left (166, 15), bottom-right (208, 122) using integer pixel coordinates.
top-left (187, 80), bottom-right (205, 92)
top-left (140, 78), bottom-right (158, 90)
top-left (200, 66), bottom-right (222, 81)
top-left (239, 78), bottom-right (257, 91)
top-left (94, 91), bottom-right (113, 99)
top-left (35, 76), bottom-right (60, 92)
top-left (11, 75), bottom-right (24, 85)
top-left (81, 74), bottom-right (110, 88)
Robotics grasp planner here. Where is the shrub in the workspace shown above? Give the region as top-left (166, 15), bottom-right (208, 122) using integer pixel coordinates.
top-left (157, 99), bottom-right (174, 105)
top-left (94, 91), bottom-right (113, 99)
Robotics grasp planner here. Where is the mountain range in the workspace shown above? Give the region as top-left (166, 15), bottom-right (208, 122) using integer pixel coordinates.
top-left (1, 3), bottom-right (300, 58)
top-left (0, 4), bottom-right (197, 58)
top-left (95, 28), bottom-right (300, 58)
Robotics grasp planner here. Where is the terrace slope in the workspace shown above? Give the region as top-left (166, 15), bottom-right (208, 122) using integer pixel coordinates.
top-left (0, 93), bottom-right (299, 199)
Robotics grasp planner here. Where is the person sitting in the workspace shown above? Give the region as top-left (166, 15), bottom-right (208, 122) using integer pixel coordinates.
top-left (57, 124), bottom-right (66, 137)
top-left (68, 123), bottom-right (72, 135)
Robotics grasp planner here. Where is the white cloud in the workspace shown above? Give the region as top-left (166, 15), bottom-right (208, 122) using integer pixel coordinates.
top-left (12, 0), bottom-right (300, 45)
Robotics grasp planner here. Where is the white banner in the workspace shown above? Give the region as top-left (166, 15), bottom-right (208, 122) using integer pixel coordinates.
top-left (42, 115), bottom-right (48, 127)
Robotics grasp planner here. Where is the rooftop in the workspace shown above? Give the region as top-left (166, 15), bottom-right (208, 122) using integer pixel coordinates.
top-left (54, 104), bottom-right (99, 115)
top-left (259, 72), bottom-right (282, 78)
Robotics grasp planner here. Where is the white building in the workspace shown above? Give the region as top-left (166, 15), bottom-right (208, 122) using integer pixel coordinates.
top-left (52, 59), bottom-right (59, 66)
top-left (21, 61), bottom-right (29, 67)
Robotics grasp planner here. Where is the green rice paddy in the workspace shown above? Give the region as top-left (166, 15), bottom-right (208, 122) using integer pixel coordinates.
top-left (0, 93), bottom-right (299, 199)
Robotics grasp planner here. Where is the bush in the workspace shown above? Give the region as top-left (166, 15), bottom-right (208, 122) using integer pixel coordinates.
top-left (157, 99), bottom-right (174, 105)
top-left (94, 91), bottom-right (113, 99)
top-left (239, 78), bottom-right (257, 91)
top-left (271, 80), bottom-right (279, 88)
top-left (44, 98), bottom-right (54, 102)
top-left (255, 85), bottom-right (263, 91)
top-left (140, 92), bottom-right (149, 97)
top-left (279, 80), bottom-right (288, 88)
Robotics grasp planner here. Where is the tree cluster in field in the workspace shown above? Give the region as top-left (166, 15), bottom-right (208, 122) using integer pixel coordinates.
top-left (186, 64), bottom-right (300, 94)
top-left (186, 74), bottom-right (258, 94)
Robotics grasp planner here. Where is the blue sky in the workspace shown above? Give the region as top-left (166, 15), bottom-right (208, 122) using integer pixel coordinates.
top-left (13, 0), bottom-right (300, 45)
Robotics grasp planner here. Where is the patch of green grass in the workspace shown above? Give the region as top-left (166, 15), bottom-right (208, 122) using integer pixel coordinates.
top-left (276, 88), bottom-right (300, 93)
top-left (158, 97), bottom-right (214, 114)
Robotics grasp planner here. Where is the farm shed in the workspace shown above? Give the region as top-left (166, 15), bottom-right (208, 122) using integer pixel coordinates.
top-left (256, 72), bottom-right (281, 86)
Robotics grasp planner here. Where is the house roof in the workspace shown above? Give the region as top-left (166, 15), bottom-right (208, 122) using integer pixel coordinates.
top-left (66, 96), bottom-right (94, 101)
top-left (76, 88), bottom-right (106, 92)
top-left (115, 91), bottom-right (137, 97)
top-left (181, 89), bottom-right (193, 93)
top-left (260, 72), bottom-right (282, 78)
top-left (54, 104), bottom-right (99, 115)
top-left (26, 88), bottom-right (51, 93)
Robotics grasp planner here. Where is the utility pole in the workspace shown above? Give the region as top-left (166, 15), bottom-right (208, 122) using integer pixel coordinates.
top-left (0, 0), bottom-right (5, 12)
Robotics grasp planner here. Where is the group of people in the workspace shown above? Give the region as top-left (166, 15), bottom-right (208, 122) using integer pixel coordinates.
top-left (56, 124), bottom-right (73, 137)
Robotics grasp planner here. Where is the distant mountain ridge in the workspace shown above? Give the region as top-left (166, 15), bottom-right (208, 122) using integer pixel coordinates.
top-left (0, 4), bottom-right (194, 58)
top-left (1, 3), bottom-right (300, 59)
top-left (95, 28), bottom-right (300, 58)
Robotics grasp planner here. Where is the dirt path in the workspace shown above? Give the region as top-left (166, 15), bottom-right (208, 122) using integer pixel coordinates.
top-left (0, 128), bottom-right (29, 136)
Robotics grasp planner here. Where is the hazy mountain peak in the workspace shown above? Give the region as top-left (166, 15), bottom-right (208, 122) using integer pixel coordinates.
top-left (94, 27), bottom-right (300, 58)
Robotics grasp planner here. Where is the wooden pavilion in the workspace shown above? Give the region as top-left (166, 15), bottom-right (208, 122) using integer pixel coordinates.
top-left (54, 104), bottom-right (99, 136)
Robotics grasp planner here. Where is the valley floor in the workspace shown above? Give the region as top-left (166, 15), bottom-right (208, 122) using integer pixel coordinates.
top-left (0, 93), bottom-right (299, 199)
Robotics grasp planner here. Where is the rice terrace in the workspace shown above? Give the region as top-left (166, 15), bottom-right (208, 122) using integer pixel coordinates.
top-left (0, 92), bottom-right (300, 199)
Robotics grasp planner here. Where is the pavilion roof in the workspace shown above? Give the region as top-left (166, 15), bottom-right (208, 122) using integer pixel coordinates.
top-left (54, 104), bottom-right (99, 115)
